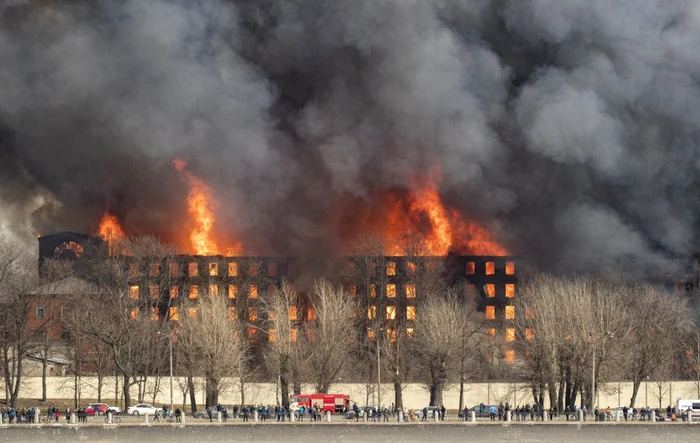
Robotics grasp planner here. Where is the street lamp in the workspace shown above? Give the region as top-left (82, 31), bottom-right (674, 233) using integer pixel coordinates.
top-left (368, 327), bottom-right (383, 409)
top-left (158, 331), bottom-right (174, 413)
top-left (591, 331), bottom-right (614, 410)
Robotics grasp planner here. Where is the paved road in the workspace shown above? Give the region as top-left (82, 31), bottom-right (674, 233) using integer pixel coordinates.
top-left (0, 423), bottom-right (698, 443)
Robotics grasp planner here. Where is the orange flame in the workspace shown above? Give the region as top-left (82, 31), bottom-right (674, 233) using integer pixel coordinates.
top-left (98, 211), bottom-right (126, 255)
top-left (338, 170), bottom-right (506, 256)
top-left (173, 159), bottom-right (220, 256)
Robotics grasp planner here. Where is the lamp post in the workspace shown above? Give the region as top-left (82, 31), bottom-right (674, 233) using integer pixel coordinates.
top-left (159, 331), bottom-right (174, 413)
top-left (591, 331), bottom-right (613, 410)
top-left (368, 327), bottom-right (383, 408)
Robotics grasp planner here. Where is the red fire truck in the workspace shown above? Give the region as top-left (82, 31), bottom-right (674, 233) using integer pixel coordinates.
top-left (289, 393), bottom-right (351, 414)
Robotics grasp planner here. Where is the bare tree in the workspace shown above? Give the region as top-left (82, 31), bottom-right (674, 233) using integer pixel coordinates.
top-left (413, 286), bottom-right (484, 406)
top-left (302, 278), bottom-right (355, 393)
top-left (625, 286), bottom-right (692, 407)
top-left (260, 279), bottom-right (302, 407)
top-left (177, 290), bottom-right (249, 407)
top-left (515, 274), bottom-right (635, 410)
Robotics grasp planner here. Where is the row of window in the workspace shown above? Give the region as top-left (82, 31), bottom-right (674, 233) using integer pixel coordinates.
top-left (128, 261), bottom-right (278, 279)
top-left (129, 283), bottom-right (259, 300)
top-left (381, 260), bottom-right (516, 277)
top-left (485, 327), bottom-right (534, 342)
top-left (350, 283), bottom-right (516, 299)
top-left (466, 261), bottom-right (515, 276)
top-left (367, 305), bottom-right (416, 320)
top-left (484, 305), bottom-right (534, 320)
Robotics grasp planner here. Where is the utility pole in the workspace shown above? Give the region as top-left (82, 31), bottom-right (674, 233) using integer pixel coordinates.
top-left (169, 336), bottom-right (174, 413)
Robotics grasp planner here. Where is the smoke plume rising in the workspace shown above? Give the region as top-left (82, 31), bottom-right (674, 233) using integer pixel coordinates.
top-left (1, 0), bottom-right (699, 274)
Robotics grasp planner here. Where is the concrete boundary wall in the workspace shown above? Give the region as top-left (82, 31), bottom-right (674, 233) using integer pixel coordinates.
top-left (2, 377), bottom-right (699, 409)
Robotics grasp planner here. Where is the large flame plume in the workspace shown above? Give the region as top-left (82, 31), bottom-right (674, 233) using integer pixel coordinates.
top-left (173, 159), bottom-right (220, 256)
top-left (98, 211), bottom-right (126, 255)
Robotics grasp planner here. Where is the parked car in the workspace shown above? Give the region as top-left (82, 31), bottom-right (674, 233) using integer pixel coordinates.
top-left (415, 406), bottom-right (440, 420)
top-left (468, 405), bottom-right (498, 418)
top-left (126, 404), bottom-right (158, 415)
top-left (85, 403), bottom-right (121, 416)
top-left (345, 406), bottom-right (377, 419)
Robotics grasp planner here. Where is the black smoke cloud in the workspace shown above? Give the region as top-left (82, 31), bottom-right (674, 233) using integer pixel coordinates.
top-left (0, 0), bottom-right (698, 274)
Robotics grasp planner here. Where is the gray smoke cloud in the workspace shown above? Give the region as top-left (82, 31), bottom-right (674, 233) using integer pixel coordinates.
top-left (1, 0), bottom-right (699, 274)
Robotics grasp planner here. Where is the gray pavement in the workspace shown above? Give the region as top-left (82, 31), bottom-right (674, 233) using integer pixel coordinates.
top-left (0, 423), bottom-right (699, 443)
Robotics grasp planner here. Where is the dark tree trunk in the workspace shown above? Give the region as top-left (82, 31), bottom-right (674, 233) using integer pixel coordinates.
top-left (558, 379), bottom-right (565, 412)
top-left (41, 356), bottom-right (47, 402)
top-left (548, 383), bottom-right (557, 411)
top-left (394, 379), bottom-right (403, 410)
top-left (97, 375), bottom-right (103, 403)
top-left (629, 379), bottom-right (641, 408)
top-left (122, 375), bottom-right (131, 410)
top-left (280, 374), bottom-right (290, 408)
top-left (206, 377), bottom-right (219, 407)
top-left (428, 358), bottom-right (446, 406)
top-left (187, 376), bottom-right (197, 413)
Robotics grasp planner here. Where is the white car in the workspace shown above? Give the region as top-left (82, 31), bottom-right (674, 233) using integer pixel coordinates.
top-left (127, 404), bottom-right (158, 415)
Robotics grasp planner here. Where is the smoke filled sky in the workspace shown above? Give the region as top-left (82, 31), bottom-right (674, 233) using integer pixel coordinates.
top-left (1, 0), bottom-right (699, 273)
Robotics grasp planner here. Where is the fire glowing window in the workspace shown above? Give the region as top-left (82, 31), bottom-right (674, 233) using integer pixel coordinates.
top-left (405, 284), bottom-right (416, 298)
top-left (406, 306), bottom-right (416, 321)
top-left (370, 284), bottom-right (376, 298)
top-left (525, 306), bottom-right (535, 320)
top-left (307, 328), bottom-right (316, 341)
top-left (406, 328), bottom-right (414, 337)
top-left (505, 350), bottom-right (515, 362)
top-left (149, 263), bottom-right (160, 277)
top-left (209, 283), bottom-right (219, 297)
top-left (367, 305), bottom-right (377, 319)
top-left (129, 308), bottom-right (139, 320)
top-left (485, 262), bottom-right (495, 275)
top-left (150, 285), bottom-right (159, 299)
top-left (249, 308), bottom-right (258, 321)
top-left (307, 307), bottom-right (317, 321)
top-left (169, 262), bottom-right (179, 277)
top-left (189, 285), bottom-right (199, 299)
top-left (485, 305), bottom-right (495, 320)
top-left (228, 262), bottom-right (238, 276)
top-left (169, 307), bottom-right (179, 321)
top-left (505, 328), bottom-right (515, 342)
top-left (170, 285), bottom-right (178, 299)
top-left (129, 285), bottom-right (139, 299)
top-left (150, 307), bottom-right (160, 321)
top-left (209, 263), bottom-right (218, 276)
top-left (505, 305), bottom-right (515, 320)
top-left (188, 263), bottom-right (198, 277)
top-left (407, 262), bottom-right (416, 274)
top-left (249, 263), bottom-right (258, 277)
top-left (268, 263), bottom-right (277, 277)
top-left (289, 306), bottom-right (297, 320)
top-left (505, 284), bottom-right (515, 298)
top-left (248, 284), bottom-right (258, 298)
top-left (387, 262), bottom-right (396, 276)
top-left (386, 284), bottom-right (396, 298)
top-left (228, 285), bottom-right (238, 299)
top-left (386, 328), bottom-right (397, 342)
top-left (227, 306), bottom-right (236, 320)
top-left (367, 329), bottom-right (376, 341)
top-left (290, 329), bottom-right (297, 343)
top-left (247, 327), bottom-right (257, 338)
top-left (505, 262), bottom-right (515, 275)
top-left (485, 284), bottom-right (495, 298)
top-left (466, 262), bottom-right (475, 275)
top-left (386, 306), bottom-right (396, 320)
top-left (268, 329), bottom-right (277, 342)
top-left (488, 328), bottom-right (496, 336)
top-left (129, 263), bottom-right (139, 278)
top-left (188, 307), bottom-right (198, 319)
top-left (526, 328), bottom-right (535, 341)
